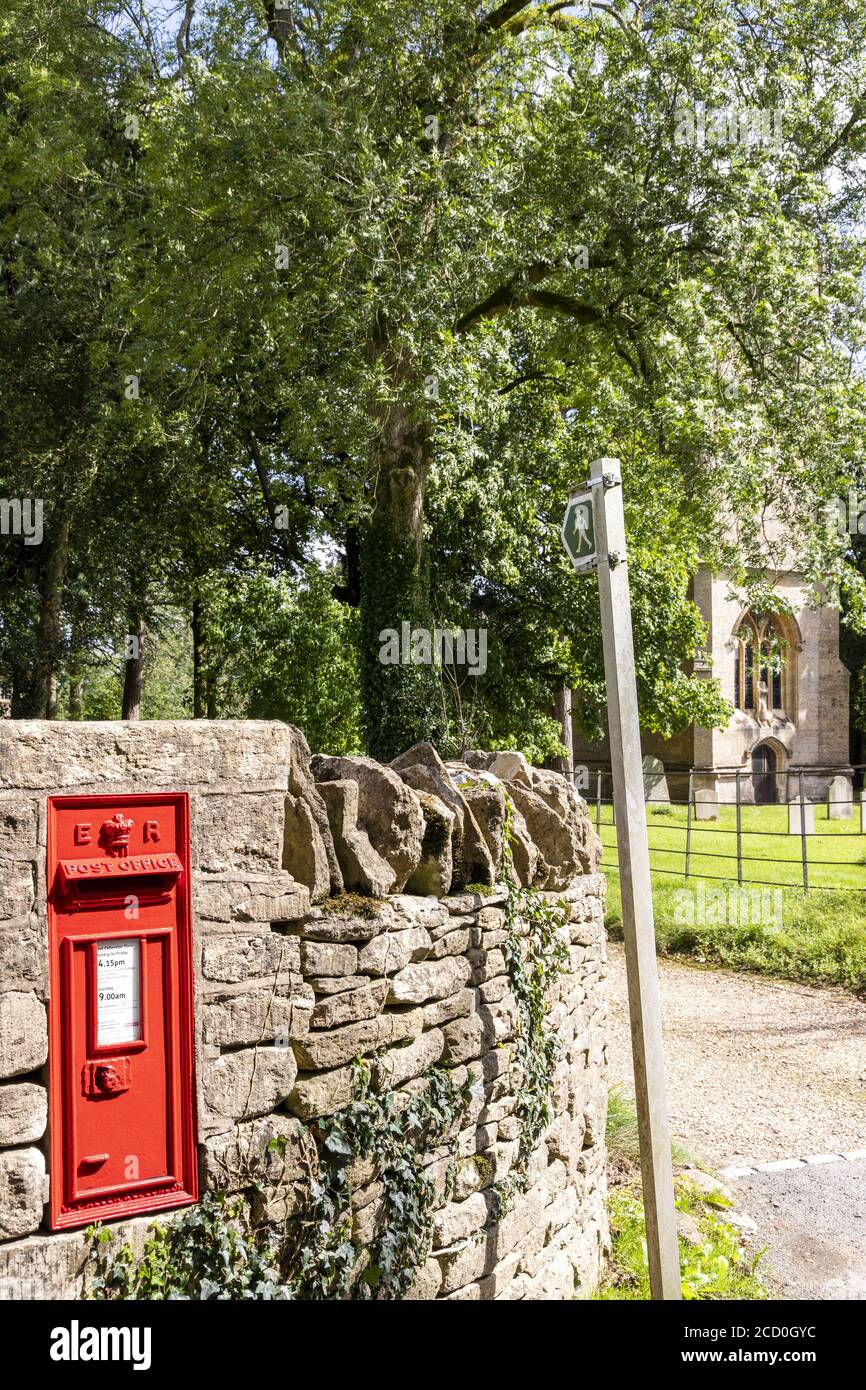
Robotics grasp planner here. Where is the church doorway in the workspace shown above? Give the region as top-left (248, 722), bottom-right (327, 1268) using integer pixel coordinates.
top-left (751, 743), bottom-right (777, 804)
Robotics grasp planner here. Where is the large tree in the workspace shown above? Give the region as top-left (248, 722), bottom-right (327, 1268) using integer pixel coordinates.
top-left (4, 1), bottom-right (866, 757)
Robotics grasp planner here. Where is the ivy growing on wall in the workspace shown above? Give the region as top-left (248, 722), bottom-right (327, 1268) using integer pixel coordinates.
top-left (88, 1062), bottom-right (476, 1301)
top-left (492, 794), bottom-right (570, 1216)
top-left (88, 796), bottom-right (572, 1299)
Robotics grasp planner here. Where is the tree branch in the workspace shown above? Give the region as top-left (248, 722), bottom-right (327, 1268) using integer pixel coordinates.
top-left (175, 0), bottom-right (196, 62)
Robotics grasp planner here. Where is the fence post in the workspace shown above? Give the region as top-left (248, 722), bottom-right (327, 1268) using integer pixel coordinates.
top-left (799, 771), bottom-right (809, 893)
top-left (596, 770), bottom-right (602, 835)
top-left (685, 771), bottom-right (693, 880)
top-left (735, 771), bottom-right (743, 886)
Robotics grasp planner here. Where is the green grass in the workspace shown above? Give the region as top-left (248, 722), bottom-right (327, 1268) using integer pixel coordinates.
top-left (604, 874), bottom-right (866, 993)
top-left (606, 1084), bottom-right (693, 1169)
top-left (597, 1092), bottom-right (768, 1301)
top-left (597, 801), bottom-right (866, 993)
top-left (595, 1179), bottom-right (768, 1301)
top-left (596, 799), bottom-right (866, 890)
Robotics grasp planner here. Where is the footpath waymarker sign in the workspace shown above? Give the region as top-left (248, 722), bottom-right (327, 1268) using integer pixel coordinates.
top-left (561, 490), bottom-right (597, 571)
top-left (563, 456), bottom-right (681, 1301)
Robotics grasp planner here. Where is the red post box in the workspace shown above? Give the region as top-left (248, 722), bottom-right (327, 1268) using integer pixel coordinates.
top-left (47, 793), bottom-right (197, 1230)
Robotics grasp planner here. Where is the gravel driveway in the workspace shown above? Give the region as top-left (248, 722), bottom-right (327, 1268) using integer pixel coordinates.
top-left (605, 944), bottom-right (866, 1168)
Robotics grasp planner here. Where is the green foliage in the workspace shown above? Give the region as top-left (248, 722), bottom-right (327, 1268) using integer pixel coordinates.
top-left (6, 1), bottom-right (866, 752)
top-left (307, 1061), bottom-right (476, 1299)
top-left (86, 1192), bottom-right (291, 1300)
top-left (359, 519), bottom-right (447, 760)
top-left (596, 1178), bottom-right (767, 1302)
top-left (88, 1062), bottom-right (475, 1302)
top-left (491, 794), bottom-right (570, 1214)
top-left (606, 875), bottom-right (866, 994)
top-left (205, 567), bottom-right (364, 753)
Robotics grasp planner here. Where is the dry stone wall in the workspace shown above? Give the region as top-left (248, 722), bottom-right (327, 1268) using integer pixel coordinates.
top-left (0, 720), bottom-right (608, 1300)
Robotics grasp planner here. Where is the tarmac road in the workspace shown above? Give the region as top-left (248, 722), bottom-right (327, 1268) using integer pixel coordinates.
top-left (728, 1158), bottom-right (866, 1301)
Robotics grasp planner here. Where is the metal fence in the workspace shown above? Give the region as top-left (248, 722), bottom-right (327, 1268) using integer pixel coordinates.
top-left (591, 765), bottom-right (866, 894)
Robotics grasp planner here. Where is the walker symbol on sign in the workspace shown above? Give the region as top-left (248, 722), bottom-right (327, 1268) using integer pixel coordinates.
top-left (561, 490), bottom-right (597, 571)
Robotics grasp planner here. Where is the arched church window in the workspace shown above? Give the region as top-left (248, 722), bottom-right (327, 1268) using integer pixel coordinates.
top-left (734, 613), bottom-right (790, 715)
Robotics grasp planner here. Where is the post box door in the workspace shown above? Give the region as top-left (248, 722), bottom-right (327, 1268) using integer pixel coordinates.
top-left (47, 793), bottom-right (197, 1230)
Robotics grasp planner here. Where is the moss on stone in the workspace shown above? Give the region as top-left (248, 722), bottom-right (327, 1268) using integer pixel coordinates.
top-left (321, 892), bottom-right (386, 918)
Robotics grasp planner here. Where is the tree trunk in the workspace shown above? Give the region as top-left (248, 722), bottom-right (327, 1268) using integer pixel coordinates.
top-left (66, 595), bottom-right (87, 720)
top-left (68, 676), bottom-right (84, 720)
top-left (359, 399), bottom-right (446, 760)
top-left (192, 597), bottom-right (207, 718)
top-left (121, 613), bottom-right (146, 720)
top-left (30, 514), bottom-right (72, 718)
top-left (551, 682), bottom-right (574, 778)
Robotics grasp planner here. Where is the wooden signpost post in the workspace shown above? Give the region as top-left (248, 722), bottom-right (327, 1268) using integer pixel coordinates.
top-left (562, 456), bottom-right (681, 1301)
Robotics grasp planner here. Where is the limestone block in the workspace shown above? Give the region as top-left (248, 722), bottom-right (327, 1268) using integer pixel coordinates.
top-left (310, 980), bottom-right (389, 1029)
top-left (428, 927), bottom-right (470, 959)
top-left (374, 1028), bottom-right (445, 1089)
top-left (422, 988), bottom-right (474, 1029)
top-left (0, 1148), bottom-right (45, 1241)
top-left (0, 916), bottom-right (46, 994)
top-left (441, 1013), bottom-right (486, 1065)
top-left (286, 1064), bottom-right (356, 1120)
top-left (196, 873), bottom-right (308, 925)
top-left (461, 783), bottom-right (506, 878)
top-left (356, 927), bottom-right (432, 977)
top-left (285, 725), bottom-right (344, 895)
top-left (318, 780), bottom-right (395, 897)
top-left (467, 946), bottom-right (507, 986)
top-left (292, 1008), bottom-right (424, 1070)
top-left (0, 796), bottom-right (39, 858)
top-left (0, 1083), bottom-right (47, 1146)
top-left (202, 985), bottom-right (314, 1048)
top-left (0, 864), bottom-right (34, 920)
top-left (433, 1190), bottom-right (493, 1247)
top-left (289, 910), bottom-right (388, 943)
top-left (405, 1258), bottom-right (444, 1300)
top-left (282, 792), bottom-right (331, 903)
top-left (388, 897), bottom-right (451, 936)
top-left (312, 754), bottom-right (424, 891)
top-left (0, 719), bottom-right (295, 792)
top-left (387, 956), bottom-right (471, 1005)
top-left (507, 800), bottom-right (544, 887)
top-left (193, 793), bottom-right (286, 873)
top-left (200, 1113), bottom-right (310, 1194)
top-left (405, 792), bottom-right (454, 897)
top-left (0, 993), bottom-right (47, 1079)
top-left (202, 932), bottom-right (298, 984)
top-left (307, 974), bottom-right (369, 996)
top-left (392, 748), bottom-right (494, 888)
top-left (476, 905), bottom-right (506, 932)
top-left (204, 1045), bottom-right (298, 1120)
top-left (488, 751), bottom-right (533, 787)
top-left (298, 940), bottom-right (358, 977)
top-left (506, 780), bottom-right (599, 887)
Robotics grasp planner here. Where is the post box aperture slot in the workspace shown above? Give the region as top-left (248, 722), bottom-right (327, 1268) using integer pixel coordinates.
top-left (57, 852), bottom-right (182, 909)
